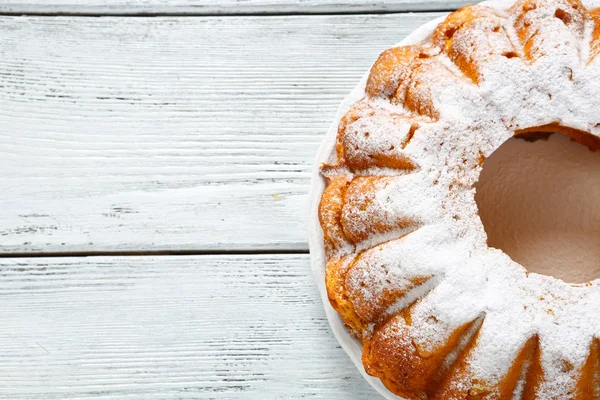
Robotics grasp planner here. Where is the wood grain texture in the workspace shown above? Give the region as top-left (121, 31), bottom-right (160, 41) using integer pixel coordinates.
top-left (0, 254), bottom-right (375, 399)
top-left (0, 13), bottom-right (445, 254)
top-left (0, 1), bottom-right (468, 15)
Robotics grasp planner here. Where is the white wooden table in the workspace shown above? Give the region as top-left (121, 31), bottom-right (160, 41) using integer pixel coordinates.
top-left (0, 1), bottom-right (468, 398)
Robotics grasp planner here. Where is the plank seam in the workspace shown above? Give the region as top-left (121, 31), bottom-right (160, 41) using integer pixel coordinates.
top-left (0, 249), bottom-right (310, 258)
top-left (0, 9), bottom-right (455, 17)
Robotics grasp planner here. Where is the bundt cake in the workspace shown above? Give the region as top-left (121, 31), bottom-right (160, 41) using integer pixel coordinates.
top-left (309, 0), bottom-right (600, 398)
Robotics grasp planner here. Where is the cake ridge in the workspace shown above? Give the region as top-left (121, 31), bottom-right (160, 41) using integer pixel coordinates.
top-left (363, 312), bottom-right (486, 399)
top-left (327, 225), bottom-right (441, 334)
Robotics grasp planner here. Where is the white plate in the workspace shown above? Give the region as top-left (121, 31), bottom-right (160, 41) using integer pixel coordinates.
top-left (306, 0), bottom-right (600, 398)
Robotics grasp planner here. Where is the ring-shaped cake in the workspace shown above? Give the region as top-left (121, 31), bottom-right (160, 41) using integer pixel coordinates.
top-left (309, 0), bottom-right (600, 398)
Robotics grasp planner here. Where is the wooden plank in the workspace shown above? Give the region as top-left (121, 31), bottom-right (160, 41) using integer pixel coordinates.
top-left (0, 1), bottom-right (468, 15)
top-left (0, 254), bottom-right (375, 399)
top-left (0, 13), bottom-right (446, 254)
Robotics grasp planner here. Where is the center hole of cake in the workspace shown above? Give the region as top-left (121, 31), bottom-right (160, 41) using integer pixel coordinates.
top-left (474, 131), bottom-right (600, 283)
